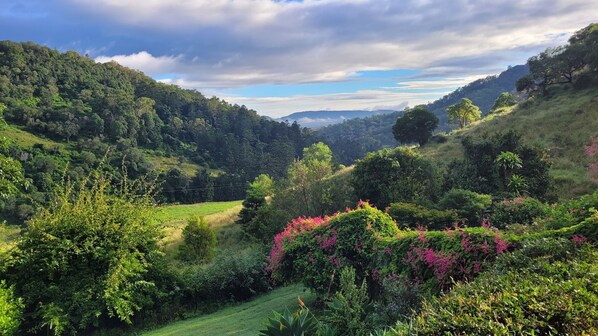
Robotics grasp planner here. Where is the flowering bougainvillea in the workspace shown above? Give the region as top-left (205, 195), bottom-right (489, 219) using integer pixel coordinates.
top-left (267, 216), bottom-right (329, 272)
top-left (268, 202), bottom-right (516, 296)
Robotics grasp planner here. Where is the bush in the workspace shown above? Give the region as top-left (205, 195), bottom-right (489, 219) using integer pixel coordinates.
top-left (352, 147), bottom-right (439, 208)
top-left (387, 202), bottom-right (460, 230)
top-left (439, 189), bottom-right (492, 225)
top-left (489, 196), bottom-right (548, 229)
top-left (323, 267), bottom-right (375, 336)
top-left (271, 202), bottom-right (509, 296)
top-left (407, 239), bottom-right (598, 335)
top-left (3, 174), bottom-right (163, 335)
top-left (542, 189), bottom-right (598, 230)
top-left (187, 251), bottom-right (270, 304)
top-left (0, 281), bottom-right (23, 336)
top-left (179, 216), bottom-right (217, 263)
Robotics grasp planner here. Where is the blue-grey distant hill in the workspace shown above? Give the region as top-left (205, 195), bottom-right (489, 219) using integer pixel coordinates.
top-left (276, 110), bottom-right (396, 128)
top-left (317, 64), bottom-right (530, 164)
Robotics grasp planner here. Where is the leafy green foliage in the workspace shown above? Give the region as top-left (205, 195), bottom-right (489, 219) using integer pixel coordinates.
top-left (386, 202), bottom-right (460, 230)
top-left (0, 41), bottom-right (314, 217)
top-left (187, 251), bottom-right (270, 304)
top-left (2, 173), bottom-right (162, 335)
top-left (260, 307), bottom-right (318, 336)
top-left (271, 202), bottom-right (508, 298)
top-left (178, 216), bottom-right (217, 263)
top-left (407, 239), bottom-right (598, 335)
top-left (490, 92), bottom-right (516, 113)
top-left (352, 147), bottom-right (438, 208)
top-left (0, 281), bottom-right (23, 336)
top-left (446, 98), bottom-right (481, 129)
top-left (392, 106), bottom-right (438, 146)
top-left (521, 23), bottom-right (598, 95)
top-left (438, 189), bottom-right (492, 225)
top-left (238, 174), bottom-right (274, 226)
top-left (444, 130), bottom-right (551, 198)
top-left (489, 197), bottom-right (547, 229)
top-left (323, 267), bottom-right (375, 336)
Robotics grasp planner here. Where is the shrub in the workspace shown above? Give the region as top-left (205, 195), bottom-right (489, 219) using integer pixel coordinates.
top-left (541, 189), bottom-right (598, 230)
top-left (0, 281), bottom-right (23, 336)
top-left (187, 251), bottom-right (270, 304)
top-left (439, 189), bottom-right (492, 225)
top-left (352, 147), bottom-right (439, 208)
top-left (259, 307), bottom-right (318, 336)
top-left (387, 202), bottom-right (460, 230)
top-left (407, 239), bottom-right (598, 335)
top-left (271, 202), bottom-right (509, 297)
top-left (271, 202), bottom-right (399, 295)
top-left (489, 196), bottom-right (548, 229)
top-left (3, 174), bottom-right (162, 335)
top-left (323, 267), bottom-right (375, 336)
top-left (179, 216), bottom-right (217, 263)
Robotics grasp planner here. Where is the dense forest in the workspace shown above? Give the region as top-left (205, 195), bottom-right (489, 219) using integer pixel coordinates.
top-left (0, 41), bottom-right (314, 222)
top-left (318, 65), bottom-right (529, 164)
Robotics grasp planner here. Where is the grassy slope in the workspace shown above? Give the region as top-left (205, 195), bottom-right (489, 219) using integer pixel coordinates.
top-left (421, 87), bottom-right (598, 198)
top-left (140, 284), bottom-right (315, 336)
top-left (0, 124), bottom-right (65, 149)
top-left (154, 200), bottom-right (243, 253)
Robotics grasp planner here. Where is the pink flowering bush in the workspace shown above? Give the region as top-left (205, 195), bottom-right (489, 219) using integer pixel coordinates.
top-left (268, 202), bottom-right (399, 294)
top-left (269, 202), bottom-right (512, 296)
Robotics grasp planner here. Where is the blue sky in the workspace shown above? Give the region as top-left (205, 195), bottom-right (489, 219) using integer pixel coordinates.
top-left (1, 0), bottom-right (597, 117)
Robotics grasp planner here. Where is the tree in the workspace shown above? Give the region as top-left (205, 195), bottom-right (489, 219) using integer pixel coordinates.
top-left (446, 98), bottom-right (481, 129)
top-left (3, 174), bottom-right (162, 335)
top-left (495, 151), bottom-right (523, 181)
top-left (490, 92), bottom-right (516, 113)
top-left (179, 216), bottom-right (217, 263)
top-left (392, 106), bottom-right (439, 145)
top-left (238, 174), bottom-right (274, 226)
top-left (351, 147), bottom-right (438, 208)
top-left (288, 143), bottom-right (334, 214)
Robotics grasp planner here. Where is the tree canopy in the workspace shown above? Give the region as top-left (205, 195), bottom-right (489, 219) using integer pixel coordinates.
top-left (446, 98), bottom-right (481, 129)
top-left (392, 106), bottom-right (438, 146)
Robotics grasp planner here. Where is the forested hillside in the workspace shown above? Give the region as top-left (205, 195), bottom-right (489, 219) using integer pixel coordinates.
top-left (0, 41), bottom-right (313, 222)
top-left (318, 65), bottom-right (529, 164)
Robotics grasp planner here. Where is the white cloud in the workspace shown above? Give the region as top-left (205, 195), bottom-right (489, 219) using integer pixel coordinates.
top-left (83, 0), bottom-right (598, 115)
top-left (218, 89), bottom-right (448, 118)
top-left (95, 51), bottom-right (182, 76)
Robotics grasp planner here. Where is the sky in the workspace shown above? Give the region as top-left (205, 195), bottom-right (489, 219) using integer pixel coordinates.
top-left (1, 0), bottom-right (597, 118)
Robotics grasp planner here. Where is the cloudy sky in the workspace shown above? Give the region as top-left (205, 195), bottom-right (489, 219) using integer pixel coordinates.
top-left (1, 0), bottom-right (597, 117)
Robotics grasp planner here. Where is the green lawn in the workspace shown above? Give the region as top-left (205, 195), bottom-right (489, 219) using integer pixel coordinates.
top-left (140, 284), bottom-right (315, 336)
top-left (154, 201), bottom-right (242, 225)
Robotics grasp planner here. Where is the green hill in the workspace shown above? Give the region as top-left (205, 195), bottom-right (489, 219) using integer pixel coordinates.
top-left (0, 41), bottom-right (314, 222)
top-left (422, 86), bottom-right (598, 198)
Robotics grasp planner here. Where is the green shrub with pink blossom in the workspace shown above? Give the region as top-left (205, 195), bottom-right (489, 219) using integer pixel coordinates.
top-left (268, 202), bottom-right (512, 297)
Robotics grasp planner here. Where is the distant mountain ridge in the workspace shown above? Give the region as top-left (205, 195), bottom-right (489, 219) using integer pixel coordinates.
top-left (317, 64), bottom-right (530, 164)
top-left (277, 109), bottom-right (396, 128)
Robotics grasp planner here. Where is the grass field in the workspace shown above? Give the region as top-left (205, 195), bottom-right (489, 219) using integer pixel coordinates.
top-left (155, 200), bottom-right (244, 254)
top-left (140, 284), bottom-right (315, 336)
top-left (154, 201), bottom-right (242, 225)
